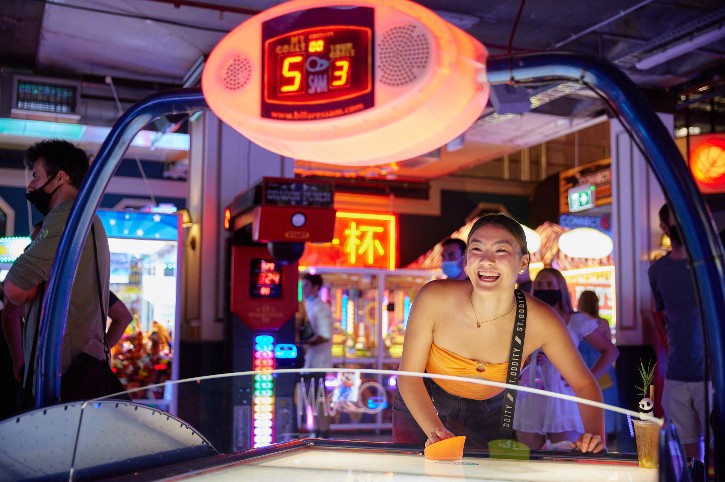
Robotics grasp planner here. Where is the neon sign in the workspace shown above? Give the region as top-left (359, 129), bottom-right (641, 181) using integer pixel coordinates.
top-left (298, 212), bottom-right (397, 270)
top-left (253, 334), bottom-right (276, 447)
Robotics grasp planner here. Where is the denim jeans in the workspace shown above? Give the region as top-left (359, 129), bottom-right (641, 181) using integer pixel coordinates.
top-left (392, 377), bottom-right (505, 448)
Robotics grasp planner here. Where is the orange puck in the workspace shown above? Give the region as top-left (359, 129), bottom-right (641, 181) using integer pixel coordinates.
top-left (424, 435), bottom-right (466, 461)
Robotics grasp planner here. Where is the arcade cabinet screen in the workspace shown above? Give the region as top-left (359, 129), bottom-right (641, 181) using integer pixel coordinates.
top-left (249, 258), bottom-right (283, 298)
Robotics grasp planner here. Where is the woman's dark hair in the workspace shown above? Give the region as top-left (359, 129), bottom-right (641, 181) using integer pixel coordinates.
top-left (467, 213), bottom-right (528, 254)
top-left (24, 139), bottom-right (89, 190)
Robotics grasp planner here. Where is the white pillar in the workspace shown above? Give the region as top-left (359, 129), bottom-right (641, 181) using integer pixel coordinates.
top-left (610, 114), bottom-right (672, 345)
top-left (182, 112), bottom-right (294, 341)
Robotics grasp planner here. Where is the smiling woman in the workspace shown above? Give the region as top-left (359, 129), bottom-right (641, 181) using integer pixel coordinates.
top-left (392, 213), bottom-right (607, 453)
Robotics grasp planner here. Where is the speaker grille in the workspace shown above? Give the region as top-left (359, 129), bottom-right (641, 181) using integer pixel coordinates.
top-left (378, 24), bottom-right (430, 86)
top-left (221, 55), bottom-right (252, 91)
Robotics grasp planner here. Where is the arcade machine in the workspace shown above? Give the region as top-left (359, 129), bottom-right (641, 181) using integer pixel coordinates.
top-left (0, 235), bottom-right (30, 281)
top-left (225, 177), bottom-right (336, 451)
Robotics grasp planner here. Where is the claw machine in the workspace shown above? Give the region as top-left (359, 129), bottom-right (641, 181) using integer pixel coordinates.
top-left (97, 209), bottom-right (182, 413)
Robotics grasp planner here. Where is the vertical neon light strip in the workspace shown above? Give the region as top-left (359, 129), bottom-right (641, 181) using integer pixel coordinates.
top-left (381, 290), bottom-right (389, 337)
top-left (253, 334), bottom-right (276, 448)
top-left (335, 288), bottom-right (342, 320)
top-left (346, 298), bottom-right (355, 335)
top-left (403, 294), bottom-right (411, 328)
top-left (341, 293), bottom-right (349, 331)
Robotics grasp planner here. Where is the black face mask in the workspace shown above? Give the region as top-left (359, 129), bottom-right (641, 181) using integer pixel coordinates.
top-left (668, 225), bottom-right (682, 246)
top-left (533, 289), bottom-right (562, 307)
top-left (26, 177), bottom-right (60, 216)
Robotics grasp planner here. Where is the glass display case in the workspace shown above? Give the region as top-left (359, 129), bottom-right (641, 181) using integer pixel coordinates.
top-left (98, 209), bottom-right (182, 413)
top-left (310, 267), bottom-right (439, 432)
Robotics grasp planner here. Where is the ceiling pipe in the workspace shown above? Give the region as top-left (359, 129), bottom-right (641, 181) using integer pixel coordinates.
top-left (551, 0), bottom-right (655, 49)
top-left (635, 21), bottom-right (725, 70)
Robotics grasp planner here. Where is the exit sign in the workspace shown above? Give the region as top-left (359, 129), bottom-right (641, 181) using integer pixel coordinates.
top-left (568, 185), bottom-right (596, 212)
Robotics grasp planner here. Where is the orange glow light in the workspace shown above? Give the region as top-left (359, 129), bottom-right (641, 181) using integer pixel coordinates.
top-left (690, 139), bottom-right (725, 187)
top-left (298, 211), bottom-right (397, 270)
top-left (201, 0), bottom-right (489, 166)
top-left (224, 208), bottom-right (231, 230)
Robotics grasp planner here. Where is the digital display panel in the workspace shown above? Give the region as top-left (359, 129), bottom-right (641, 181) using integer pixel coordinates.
top-left (249, 258), bottom-right (282, 298)
top-left (261, 6), bottom-right (374, 120)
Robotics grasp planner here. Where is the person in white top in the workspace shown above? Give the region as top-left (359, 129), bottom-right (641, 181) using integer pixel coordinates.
top-left (300, 272), bottom-right (333, 437)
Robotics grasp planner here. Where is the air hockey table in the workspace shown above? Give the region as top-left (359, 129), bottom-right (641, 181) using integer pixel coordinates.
top-left (0, 394), bottom-right (699, 481)
top-left (97, 438), bottom-right (682, 482)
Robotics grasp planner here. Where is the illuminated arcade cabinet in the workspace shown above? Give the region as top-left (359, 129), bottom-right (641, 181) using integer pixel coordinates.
top-left (225, 177), bottom-right (335, 451)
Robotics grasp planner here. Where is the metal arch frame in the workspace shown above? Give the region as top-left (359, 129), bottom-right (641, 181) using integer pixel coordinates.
top-left (36, 53), bottom-right (724, 475)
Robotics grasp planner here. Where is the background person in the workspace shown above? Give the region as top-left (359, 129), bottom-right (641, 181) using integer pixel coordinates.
top-left (440, 238), bottom-right (468, 280)
top-left (2, 139), bottom-right (111, 402)
top-left (577, 290), bottom-right (620, 439)
top-left (648, 203), bottom-right (712, 462)
top-left (393, 214), bottom-right (606, 453)
top-left (514, 268), bottom-right (619, 450)
top-left (300, 272), bottom-right (333, 438)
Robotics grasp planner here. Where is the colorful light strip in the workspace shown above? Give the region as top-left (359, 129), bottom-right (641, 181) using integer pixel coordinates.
top-left (403, 295), bottom-right (411, 328)
top-left (341, 293), bottom-right (349, 331)
top-left (253, 334), bottom-right (276, 447)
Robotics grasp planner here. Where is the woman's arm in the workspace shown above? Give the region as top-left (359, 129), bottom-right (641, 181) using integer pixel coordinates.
top-left (534, 304), bottom-right (606, 452)
top-left (582, 320), bottom-right (619, 379)
top-left (398, 282), bottom-right (453, 444)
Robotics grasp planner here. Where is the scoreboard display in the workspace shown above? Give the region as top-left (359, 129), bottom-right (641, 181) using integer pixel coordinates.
top-left (261, 7), bottom-right (374, 120)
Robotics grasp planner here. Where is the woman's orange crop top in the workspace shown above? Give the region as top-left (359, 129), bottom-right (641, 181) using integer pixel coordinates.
top-left (425, 343), bottom-right (525, 400)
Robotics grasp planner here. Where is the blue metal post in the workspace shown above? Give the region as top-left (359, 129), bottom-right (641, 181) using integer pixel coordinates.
top-left (487, 52), bottom-right (724, 477)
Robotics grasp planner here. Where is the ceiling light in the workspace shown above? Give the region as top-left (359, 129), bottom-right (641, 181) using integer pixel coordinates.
top-left (522, 225), bottom-right (541, 253)
top-left (635, 22), bottom-right (725, 70)
top-left (558, 228), bottom-right (613, 259)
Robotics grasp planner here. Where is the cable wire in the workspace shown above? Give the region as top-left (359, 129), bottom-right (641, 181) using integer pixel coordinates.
top-left (105, 75), bottom-right (157, 207)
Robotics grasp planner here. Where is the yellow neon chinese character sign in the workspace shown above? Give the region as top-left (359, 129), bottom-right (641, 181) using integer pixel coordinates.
top-left (298, 212), bottom-right (397, 270)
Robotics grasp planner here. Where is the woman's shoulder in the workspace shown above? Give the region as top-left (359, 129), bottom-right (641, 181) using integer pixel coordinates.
top-left (569, 311), bottom-right (599, 335)
top-left (420, 278), bottom-right (470, 294)
top-left (414, 279), bottom-right (469, 307)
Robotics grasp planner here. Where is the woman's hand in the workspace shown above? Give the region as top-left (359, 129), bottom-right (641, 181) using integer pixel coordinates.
top-left (571, 433), bottom-right (606, 453)
top-left (425, 426), bottom-right (456, 447)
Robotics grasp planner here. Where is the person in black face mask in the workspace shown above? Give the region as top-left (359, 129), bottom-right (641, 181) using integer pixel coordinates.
top-left (3, 139), bottom-right (113, 405)
top-left (514, 267), bottom-right (619, 450)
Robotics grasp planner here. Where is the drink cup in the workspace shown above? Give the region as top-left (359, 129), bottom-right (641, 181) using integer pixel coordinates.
top-left (633, 420), bottom-right (659, 469)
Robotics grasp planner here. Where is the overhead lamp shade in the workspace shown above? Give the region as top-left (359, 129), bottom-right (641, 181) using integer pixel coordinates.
top-left (558, 228), bottom-right (613, 259)
top-left (201, 0), bottom-right (489, 166)
top-left (522, 225), bottom-right (541, 253)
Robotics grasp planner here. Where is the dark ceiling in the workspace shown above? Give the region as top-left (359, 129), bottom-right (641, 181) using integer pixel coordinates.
top-left (1, 0), bottom-right (723, 181)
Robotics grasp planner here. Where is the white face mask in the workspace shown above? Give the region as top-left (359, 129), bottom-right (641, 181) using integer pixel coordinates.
top-left (441, 261), bottom-right (462, 279)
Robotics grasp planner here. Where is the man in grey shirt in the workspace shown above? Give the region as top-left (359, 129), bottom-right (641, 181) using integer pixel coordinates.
top-left (2, 139), bottom-right (110, 399)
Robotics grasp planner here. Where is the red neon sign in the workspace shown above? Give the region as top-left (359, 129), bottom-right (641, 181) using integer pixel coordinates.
top-left (298, 212), bottom-right (397, 270)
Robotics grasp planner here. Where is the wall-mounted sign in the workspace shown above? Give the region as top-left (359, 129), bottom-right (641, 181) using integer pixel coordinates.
top-left (559, 158), bottom-right (611, 214)
top-left (567, 184), bottom-right (596, 212)
top-left (298, 211), bottom-right (397, 270)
